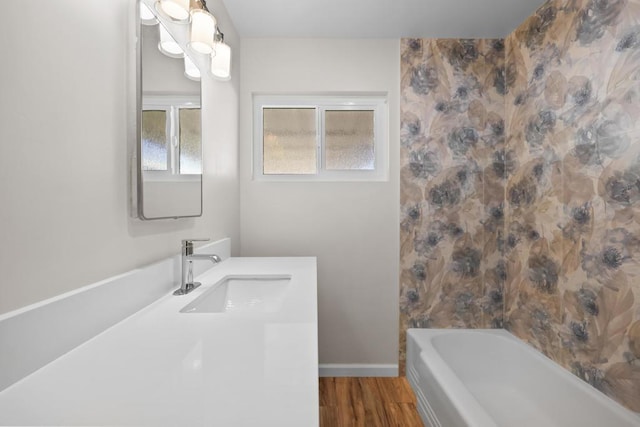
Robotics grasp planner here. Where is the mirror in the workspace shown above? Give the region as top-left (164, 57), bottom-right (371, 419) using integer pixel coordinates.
top-left (136, 0), bottom-right (203, 220)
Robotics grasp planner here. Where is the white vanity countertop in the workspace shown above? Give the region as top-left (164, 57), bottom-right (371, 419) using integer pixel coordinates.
top-left (0, 257), bottom-right (319, 426)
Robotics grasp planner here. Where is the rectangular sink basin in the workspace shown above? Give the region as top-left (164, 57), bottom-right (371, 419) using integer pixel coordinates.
top-left (179, 275), bottom-right (292, 314)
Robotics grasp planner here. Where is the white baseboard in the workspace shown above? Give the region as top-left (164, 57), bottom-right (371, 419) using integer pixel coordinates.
top-left (319, 364), bottom-right (399, 377)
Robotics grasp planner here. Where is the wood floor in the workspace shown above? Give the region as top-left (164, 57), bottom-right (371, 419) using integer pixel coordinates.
top-left (319, 377), bottom-right (424, 427)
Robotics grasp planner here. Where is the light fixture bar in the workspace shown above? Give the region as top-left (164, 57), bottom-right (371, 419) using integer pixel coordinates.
top-left (143, 0), bottom-right (232, 82)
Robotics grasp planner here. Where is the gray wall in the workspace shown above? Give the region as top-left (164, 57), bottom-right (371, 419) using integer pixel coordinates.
top-left (0, 0), bottom-right (240, 314)
top-left (240, 38), bottom-right (400, 366)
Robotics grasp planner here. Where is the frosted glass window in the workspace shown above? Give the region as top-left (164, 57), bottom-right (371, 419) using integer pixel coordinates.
top-left (142, 110), bottom-right (168, 171)
top-left (254, 95), bottom-right (387, 181)
top-left (263, 108), bottom-right (317, 175)
top-left (325, 110), bottom-right (375, 170)
top-left (179, 108), bottom-right (202, 174)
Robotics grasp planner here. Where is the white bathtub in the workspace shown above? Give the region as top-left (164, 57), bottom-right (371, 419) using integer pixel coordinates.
top-left (406, 329), bottom-right (640, 427)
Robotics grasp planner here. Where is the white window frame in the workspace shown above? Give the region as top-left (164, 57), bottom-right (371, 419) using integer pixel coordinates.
top-left (142, 95), bottom-right (200, 183)
top-left (253, 94), bottom-right (388, 182)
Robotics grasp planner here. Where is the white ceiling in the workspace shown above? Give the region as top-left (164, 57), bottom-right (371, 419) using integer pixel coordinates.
top-left (220, 0), bottom-right (547, 39)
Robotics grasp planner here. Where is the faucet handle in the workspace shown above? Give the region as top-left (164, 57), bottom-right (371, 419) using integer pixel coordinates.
top-left (181, 238), bottom-right (210, 255)
top-left (182, 238), bottom-right (210, 245)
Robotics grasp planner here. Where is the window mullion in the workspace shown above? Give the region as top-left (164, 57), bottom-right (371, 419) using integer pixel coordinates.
top-left (170, 106), bottom-right (178, 175)
top-left (317, 106), bottom-right (323, 176)
top-left (165, 106), bottom-right (174, 174)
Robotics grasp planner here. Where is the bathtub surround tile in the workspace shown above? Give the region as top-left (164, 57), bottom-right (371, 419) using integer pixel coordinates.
top-left (400, 1), bottom-right (640, 412)
top-left (504, 0), bottom-right (640, 412)
top-left (400, 38), bottom-right (506, 369)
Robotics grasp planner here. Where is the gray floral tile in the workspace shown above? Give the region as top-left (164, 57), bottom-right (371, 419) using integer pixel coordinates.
top-left (400, 1), bottom-right (640, 411)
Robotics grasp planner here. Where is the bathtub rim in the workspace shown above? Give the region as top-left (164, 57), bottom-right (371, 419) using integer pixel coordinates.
top-left (408, 328), bottom-right (499, 427)
top-left (406, 328), bottom-right (640, 425)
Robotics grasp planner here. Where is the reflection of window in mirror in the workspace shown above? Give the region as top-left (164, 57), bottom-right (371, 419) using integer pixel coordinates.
top-left (141, 95), bottom-right (201, 178)
top-left (142, 110), bottom-right (169, 171)
top-left (178, 108), bottom-right (202, 174)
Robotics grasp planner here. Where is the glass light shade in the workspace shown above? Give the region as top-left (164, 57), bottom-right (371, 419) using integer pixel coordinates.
top-left (211, 41), bottom-right (231, 80)
top-left (184, 55), bottom-right (201, 81)
top-left (157, 0), bottom-right (190, 22)
top-left (158, 24), bottom-right (184, 58)
top-left (140, 3), bottom-right (158, 25)
top-left (188, 9), bottom-right (216, 54)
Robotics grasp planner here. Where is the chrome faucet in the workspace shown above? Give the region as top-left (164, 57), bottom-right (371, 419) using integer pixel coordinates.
top-left (173, 239), bottom-right (221, 296)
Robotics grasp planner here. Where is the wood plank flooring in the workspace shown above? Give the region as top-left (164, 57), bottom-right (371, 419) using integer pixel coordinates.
top-left (319, 377), bottom-right (424, 427)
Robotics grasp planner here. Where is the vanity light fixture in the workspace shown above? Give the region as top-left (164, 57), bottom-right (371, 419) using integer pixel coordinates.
top-left (210, 28), bottom-right (231, 80)
top-left (156, 0), bottom-right (190, 22)
top-left (158, 23), bottom-right (185, 58)
top-left (147, 0), bottom-right (232, 81)
top-left (184, 55), bottom-right (201, 81)
top-left (188, 7), bottom-right (216, 54)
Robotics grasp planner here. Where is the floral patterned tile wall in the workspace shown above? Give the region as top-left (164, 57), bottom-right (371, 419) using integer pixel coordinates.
top-left (400, 0), bottom-right (640, 412)
top-left (504, 0), bottom-right (640, 411)
top-left (399, 38), bottom-right (506, 368)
